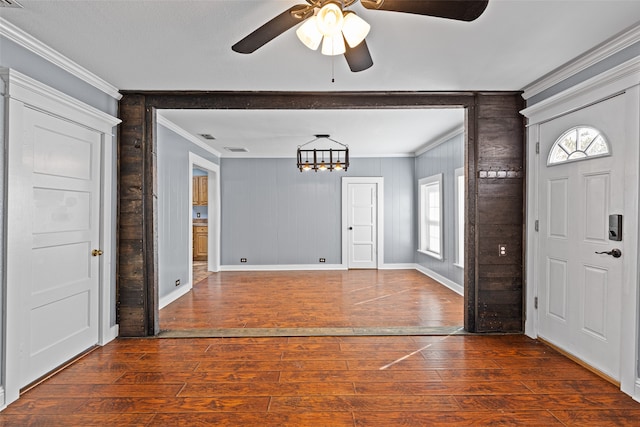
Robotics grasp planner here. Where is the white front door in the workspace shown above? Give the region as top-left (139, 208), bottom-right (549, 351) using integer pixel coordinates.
top-left (19, 107), bottom-right (101, 386)
top-left (538, 95), bottom-right (625, 380)
top-left (346, 182), bottom-right (378, 269)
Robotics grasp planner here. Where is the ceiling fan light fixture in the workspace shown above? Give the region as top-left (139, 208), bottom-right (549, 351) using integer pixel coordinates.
top-left (316, 2), bottom-right (344, 36)
top-left (296, 16), bottom-right (323, 50)
top-left (342, 12), bottom-right (370, 48)
top-left (321, 34), bottom-right (346, 56)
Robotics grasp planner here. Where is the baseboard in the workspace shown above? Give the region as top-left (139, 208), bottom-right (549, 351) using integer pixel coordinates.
top-left (379, 263), bottom-right (416, 270)
top-left (414, 264), bottom-right (464, 296)
top-left (635, 379), bottom-right (640, 403)
top-left (0, 386), bottom-right (5, 412)
top-left (99, 324), bottom-right (119, 346)
top-left (221, 264), bottom-right (347, 272)
top-left (159, 283), bottom-right (192, 309)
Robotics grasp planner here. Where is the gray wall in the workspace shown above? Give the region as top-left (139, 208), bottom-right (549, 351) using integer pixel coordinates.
top-left (220, 157), bottom-right (415, 266)
top-left (157, 124), bottom-right (219, 299)
top-left (414, 133), bottom-right (464, 285)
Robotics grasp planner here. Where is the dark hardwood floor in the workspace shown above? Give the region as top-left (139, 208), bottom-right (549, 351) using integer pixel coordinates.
top-left (2, 270), bottom-right (639, 425)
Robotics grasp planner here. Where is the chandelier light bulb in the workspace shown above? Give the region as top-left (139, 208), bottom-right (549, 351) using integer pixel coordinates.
top-left (296, 17), bottom-right (323, 50)
top-left (321, 34), bottom-right (346, 56)
top-left (316, 2), bottom-right (344, 37)
top-left (342, 12), bottom-right (370, 48)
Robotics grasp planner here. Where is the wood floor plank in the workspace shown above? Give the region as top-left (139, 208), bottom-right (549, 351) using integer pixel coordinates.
top-left (353, 381), bottom-right (532, 395)
top-left (279, 370), bottom-right (442, 383)
top-left (23, 383), bottom-right (184, 398)
top-left (354, 410), bottom-right (565, 426)
top-left (178, 382), bottom-right (356, 397)
top-left (0, 413), bottom-right (156, 426)
top-left (269, 395), bottom-right (461, 412)
top-left (550, 409), bottom-right (640, 426)
top-left (77, 396), bottom-right (270, 413)
top-left (455, 393), bottom-right (640, 411)
top-left (115, 370), bottom-right (280, 384)
top-left (150, 412), bottom-right (356, 427)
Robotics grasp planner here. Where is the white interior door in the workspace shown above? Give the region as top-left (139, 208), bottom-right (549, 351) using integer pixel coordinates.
top-left (538, 95), bottom-right (625, 380)
top-left (347, 182), bottom-right (378, 269)
top-left (19, 107), bottom-right (101, 386)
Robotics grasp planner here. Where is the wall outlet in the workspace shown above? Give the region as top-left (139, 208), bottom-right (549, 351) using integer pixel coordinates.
top-left (498, 244), bottom-right (507, 257)
top-left (175, 279), bottom-right (181, 286)
top-left (240, 258), bottom-right (247, 263)
top-left (319, 258), bottom-right (326, 263)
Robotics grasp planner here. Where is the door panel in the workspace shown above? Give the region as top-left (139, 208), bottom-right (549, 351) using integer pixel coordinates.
top-left (20, 108), bottom-right (101, 386)
top-left (347, 183), bottom-right (377, 269)
top-left (538, 95), bottom-right (624, 380)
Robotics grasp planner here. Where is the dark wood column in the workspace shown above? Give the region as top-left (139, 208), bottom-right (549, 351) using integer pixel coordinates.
top-left (115, 91), bottom-right (525, 336)
top-left (118, 95), bottom-right (159, 336)
top-left (472, 94), bottom-right (526, 332)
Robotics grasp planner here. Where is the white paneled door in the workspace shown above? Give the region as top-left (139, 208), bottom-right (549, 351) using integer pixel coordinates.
top-left (347, 183), bottom-right (378, 269)
top-left (538, 95), bottom-right (625, 380)
top-left (19, 107), bottom-right (101, 386)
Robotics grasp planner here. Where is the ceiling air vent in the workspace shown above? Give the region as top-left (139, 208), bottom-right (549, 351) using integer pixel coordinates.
top-left (0, 0), bottom-right (23, 8)
top-left (198, 133), bottom-right (215, 140)
top-left (224, 147), bottom-right (249, 153)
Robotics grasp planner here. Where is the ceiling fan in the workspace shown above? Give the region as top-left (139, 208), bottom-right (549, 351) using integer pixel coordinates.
top-left (232, 0), bottom-right (489, 72)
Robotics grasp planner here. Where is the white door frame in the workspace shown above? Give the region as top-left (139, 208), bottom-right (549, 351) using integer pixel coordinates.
top-left (341, 177), bottom-right (384, 268)
top-left (188, 152), bottom-right (221, 289)
top-left (1, 69), bottom-right (120, 408)
top-left (522, 57), bottom-right (640, 400)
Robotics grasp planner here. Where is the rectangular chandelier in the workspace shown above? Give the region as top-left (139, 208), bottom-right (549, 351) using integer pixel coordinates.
top-left (296, 135), bottom-right (349, 172)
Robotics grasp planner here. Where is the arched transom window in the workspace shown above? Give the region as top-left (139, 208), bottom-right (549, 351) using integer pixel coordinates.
top-left (547, 126), bottom-right (610, 166)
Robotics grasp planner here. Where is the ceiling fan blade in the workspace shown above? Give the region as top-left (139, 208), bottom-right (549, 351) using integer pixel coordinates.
top-left (344, 39), bottom-right (373, 72)
top-left (232, 5), bottom-right (309, 54)
top-left (361, 0), bottom-right (489, 22)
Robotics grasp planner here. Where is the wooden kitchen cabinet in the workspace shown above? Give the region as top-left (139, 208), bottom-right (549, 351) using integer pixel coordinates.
top-left (193, 176), bottom-right (208, 206)
top-left (193, 226), bottom-right (208, 261)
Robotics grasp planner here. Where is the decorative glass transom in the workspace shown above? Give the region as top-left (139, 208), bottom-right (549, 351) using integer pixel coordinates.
top-left (547, 126), bottom-right (610, 166)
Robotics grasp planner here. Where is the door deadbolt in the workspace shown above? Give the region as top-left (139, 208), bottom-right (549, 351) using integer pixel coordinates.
top-left (92, 249), bottom-right (104, 257)
top-left (595, 248), bottom-right (622, 258)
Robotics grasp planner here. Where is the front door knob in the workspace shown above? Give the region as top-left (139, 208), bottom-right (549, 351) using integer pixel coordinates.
top-left (595, 248), bottom-right (622, 258)
top-left (92, 249), bottom-right (103, 257)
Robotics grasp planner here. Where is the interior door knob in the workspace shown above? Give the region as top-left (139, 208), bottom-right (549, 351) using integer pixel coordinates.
top-left (92, 249), bottom-right (104, 257)
top-left (348, 227), bottom-right (353, 230)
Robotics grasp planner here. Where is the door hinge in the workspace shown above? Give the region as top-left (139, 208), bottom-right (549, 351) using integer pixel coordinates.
top-left (534, 296), bottom-right (538, 310)
top-left (535, 142), bottom-right (540, 154)
top-left (535, 220), bottom-right (539, 232)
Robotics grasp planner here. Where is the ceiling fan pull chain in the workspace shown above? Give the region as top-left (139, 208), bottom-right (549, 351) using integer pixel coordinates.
top-left (331, 55), bottom-right (336, 83)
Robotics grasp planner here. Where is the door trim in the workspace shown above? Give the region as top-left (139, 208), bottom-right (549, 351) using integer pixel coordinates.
top-left (1, 68), bottom-right (120, 409)
top-left (522, 57), bottom-right (640, 400)
top-left (188, 153), bottom-right (221, 290)
top-left (341, 177), bottom-right (384, 269)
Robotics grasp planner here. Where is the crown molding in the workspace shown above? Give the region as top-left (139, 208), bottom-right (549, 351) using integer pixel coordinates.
top-left (521, 55), bottom-right (640, 123)
top-left (522, 23), bottom-right (640, 100)
top-left (414, 125), bottom-right (464, 156)
top-left (0, 17), bottom-right (122, 100)
top-left (157, 114), bottom-right (222, 158)
top-left (1, 67), bottom-right (121, 130)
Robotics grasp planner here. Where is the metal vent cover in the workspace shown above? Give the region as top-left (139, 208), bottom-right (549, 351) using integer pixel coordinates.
top-left (224, 147), bottom-right (249, 153)
top-left (198, 133), bottom-right (215, 140)
top-left (0, 0), bottom-right (23, 8)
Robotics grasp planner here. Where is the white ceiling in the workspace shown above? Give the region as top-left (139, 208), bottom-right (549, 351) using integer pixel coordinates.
top-left (2, 0), bottom-right (639, 156)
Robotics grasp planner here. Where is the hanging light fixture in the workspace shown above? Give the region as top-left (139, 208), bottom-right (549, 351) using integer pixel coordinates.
top-left (297, 134), bottom-right (349, 172)
top-left (296, 1), bottom-right (370, 56)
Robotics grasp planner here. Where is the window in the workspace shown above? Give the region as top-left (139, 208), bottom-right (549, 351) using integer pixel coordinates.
top-left (547, 126), bottom-right (610, 166)
top-left (454, 167), bottom-right (464, 267)
top-left (418, 174), bottom-right (443, 259)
